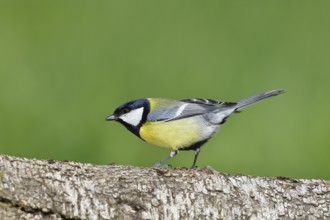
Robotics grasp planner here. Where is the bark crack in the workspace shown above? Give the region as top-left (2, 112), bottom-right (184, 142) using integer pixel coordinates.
top-left (0, 196), bottom-right (77, 220)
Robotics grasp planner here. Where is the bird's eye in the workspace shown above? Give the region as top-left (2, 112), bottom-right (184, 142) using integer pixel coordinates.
top-left (120, 108), bottom-right (130, 115)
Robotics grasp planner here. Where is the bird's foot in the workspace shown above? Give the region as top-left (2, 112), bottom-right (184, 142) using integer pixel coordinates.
top-left (152, 163), bottom-right (172, 168)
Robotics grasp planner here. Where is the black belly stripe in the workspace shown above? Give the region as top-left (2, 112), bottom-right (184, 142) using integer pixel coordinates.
top-left (180, 139), bottom-right (209, 151)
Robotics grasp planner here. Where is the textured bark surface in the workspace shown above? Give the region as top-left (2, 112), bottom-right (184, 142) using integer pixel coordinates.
top-left (0, 154), bottom-right (329, 220)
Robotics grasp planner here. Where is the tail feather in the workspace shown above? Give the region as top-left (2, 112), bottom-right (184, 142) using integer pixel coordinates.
top-left (236, 89), bottom-right (284, 111)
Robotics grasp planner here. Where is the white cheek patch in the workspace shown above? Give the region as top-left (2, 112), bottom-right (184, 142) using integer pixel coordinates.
top-left (119, 107), bottom-right (144, 126)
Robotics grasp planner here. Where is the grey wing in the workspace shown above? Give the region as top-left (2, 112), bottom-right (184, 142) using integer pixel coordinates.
top-left (181, 98), bottom-right (236, 107)
top-left (147, 99), bottom-right (236, 122)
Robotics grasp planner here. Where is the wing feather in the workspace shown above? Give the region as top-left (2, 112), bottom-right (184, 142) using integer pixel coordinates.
top-left (181, 98), bottom-right (236, 106)
top-left (147, 98), bottom-right (235, 122)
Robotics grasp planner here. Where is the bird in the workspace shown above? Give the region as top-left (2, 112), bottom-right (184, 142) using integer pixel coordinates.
top-left (106, 89), bottom-right (284, 168)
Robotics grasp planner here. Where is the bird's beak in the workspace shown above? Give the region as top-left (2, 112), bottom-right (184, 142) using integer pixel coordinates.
top-left (106, 115), bottom-right (117, 121)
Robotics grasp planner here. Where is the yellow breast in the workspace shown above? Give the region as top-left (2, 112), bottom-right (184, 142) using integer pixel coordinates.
top-left (139, 118), bottom-right (201, 150)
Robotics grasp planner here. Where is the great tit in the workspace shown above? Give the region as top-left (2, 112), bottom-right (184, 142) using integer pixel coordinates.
top-left (106, 89), bottom-right (284, 168)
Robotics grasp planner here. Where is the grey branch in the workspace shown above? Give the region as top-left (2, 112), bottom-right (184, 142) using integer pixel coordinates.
top-left (0, 154), bottom-right (329, 220)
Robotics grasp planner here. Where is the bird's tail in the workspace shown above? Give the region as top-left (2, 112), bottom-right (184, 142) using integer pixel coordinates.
top-left (236, 89), bottom-right (284, 111)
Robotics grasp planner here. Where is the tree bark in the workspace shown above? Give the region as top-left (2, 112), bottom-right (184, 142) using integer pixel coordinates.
top-left (0, 154), bottom-right (329, 220)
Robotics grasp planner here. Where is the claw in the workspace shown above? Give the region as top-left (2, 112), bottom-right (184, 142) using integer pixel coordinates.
top-left (190, 165), bottom-right (198, 169)
top-left (153, 163), bottom-right (172, 168)
top-left (152, 150), bottom-right (178, 168)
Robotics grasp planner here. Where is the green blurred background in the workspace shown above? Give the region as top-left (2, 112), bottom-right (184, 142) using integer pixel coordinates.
top-left (1, 1), bottom-right (329, 179)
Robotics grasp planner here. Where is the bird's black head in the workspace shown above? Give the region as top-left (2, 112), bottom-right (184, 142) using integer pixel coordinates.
top-left (106, 99), bottom-right (150, 137)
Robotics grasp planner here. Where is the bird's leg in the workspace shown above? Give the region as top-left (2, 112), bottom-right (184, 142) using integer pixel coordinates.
top-left (191, 148), bottom-right (201, 168)
top-left (153, 150), bottom-right (179, 168)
